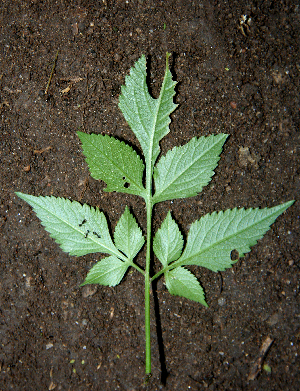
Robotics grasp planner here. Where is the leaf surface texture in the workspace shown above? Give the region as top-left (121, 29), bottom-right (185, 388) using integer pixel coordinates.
top-left (174, 201), bottom-right (294, 272)
top-left (153, 134), bottom-right (227, 203)
top-left (78, 132), bottom-right (145, 196)
top-left (114, 206), bottom-right (144, 260)
top-left (153, 211), bottom-right (183, 266)
top-left (82, 256), bottom-right (129, 287)
top-left (16, 193), bottom-right (124, 259)
top-left (119, 54), bottom-right (177, 168)
top-left (165, 266), bottom-right (207, 306)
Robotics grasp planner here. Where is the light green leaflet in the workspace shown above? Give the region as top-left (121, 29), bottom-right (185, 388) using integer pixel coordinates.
top-left (153, 211), bottom-right (183, 266)
top-left (15, 192), bottom-right (145, 283)
top-left (153, 134), bottom-right (228, 203)
top-left (114, 206), bottom-right (144, 261)
top-left (151, 201), bottom-right (293, 299)
top-left (81, 256), bottom-right (129, 287)
top-left (173, 201), bottom-right (294, 272)
top-left (119, 53), bottom-right (177, 168)
top-left (15, 192), bottom-right (123, 258)
top-left (165, 267), bottom-right (207, 306)
top-left (154, 204), bottom-right (293, 309)
top-left (15, 53), bottom-right (294, 378)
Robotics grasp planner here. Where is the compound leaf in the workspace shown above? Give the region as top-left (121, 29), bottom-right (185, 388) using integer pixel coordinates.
top-left (153, 134), bottom-right (228, 203)
top-left (78, 132), bottom-right (145, 196)
top-left (173, 201), bottom-right (294, 272)
top-left (118, 53), bottom-right (177, 168)
top-left (153, 211), bottom-right (183, 266)
top-left (16, 192), bottom-right (125, 259)
top-left (165, 266), bottom-right (207, 306)
top-left (81, 255), bottom-right (129, 287)
top-left (114, 206), bottom-right (145, 260)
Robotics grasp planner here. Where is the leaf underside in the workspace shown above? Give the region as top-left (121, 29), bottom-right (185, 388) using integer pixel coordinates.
top-left (118, 54), bottom-right (177, 168)
top-left (15, 192), bottom-right (123, 258)
top-left (153, 134), bottom-right (228, 203)
top-left (114, 206), bottom-right (145, 260)
top-left (77, 132), bottom-right (145, 196)
top-left (173, 201), bottom-right (294, 272)
top-left (165, 266), bottom-right (207, 306)
top-left (81, 256), bottom-right (129, 287)
top-left (153, 211), bottom-right (183, 266)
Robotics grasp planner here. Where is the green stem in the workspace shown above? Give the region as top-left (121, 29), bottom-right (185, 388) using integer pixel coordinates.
top-left (144, 147), bottom-right (154, 375)
top-left (150, 267), bottom-right (166, 282)
top-left (151, 258), bottom-right (184, 282)
top-left (129, 261), bottom-right (145, 276)
top-left (144, 191), bottom-right (153, 375)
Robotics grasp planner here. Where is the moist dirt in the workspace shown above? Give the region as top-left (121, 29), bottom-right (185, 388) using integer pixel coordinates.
top-left (0, 1), bottom-right (299, 390)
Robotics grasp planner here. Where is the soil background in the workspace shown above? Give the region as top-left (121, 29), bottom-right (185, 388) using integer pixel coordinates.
top-left (0, 1), bottom-right (299, 390)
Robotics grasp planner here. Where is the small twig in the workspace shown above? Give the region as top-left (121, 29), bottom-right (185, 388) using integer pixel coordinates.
top-left (34, 146), bottom-right (52, 154)
top-left (45, 49), bottom-right (59, 94)
top-left (248, 336), bottom-right (274, 381)
top-left (218, 271), bottom-right (223, 294)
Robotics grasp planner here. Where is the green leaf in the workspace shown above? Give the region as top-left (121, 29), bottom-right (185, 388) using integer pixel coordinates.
top-left (16, 192), bottom-right (125, 259)
top-left (81, 256), bottom-right (129, 287)
top-left (165, 266), bottom-right (208, 306)
top-left (77, 132), bottom-right (145, 196)
top-left (114, 206), bottom-right (145, 260)
top-left (153, 211), bottom-right (183, 266)
top-left (118, 53), bottom-right (177, 168)
top-left (153, 134), bottom-right (228, 203)
top-left (173, 201), bottom-right (294, 272)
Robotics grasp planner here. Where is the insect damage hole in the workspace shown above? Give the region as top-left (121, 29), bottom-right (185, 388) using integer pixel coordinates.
top-left (122, 176), bottom-right (130, 188)
top-left (230, 249), bottom-right (239, 261)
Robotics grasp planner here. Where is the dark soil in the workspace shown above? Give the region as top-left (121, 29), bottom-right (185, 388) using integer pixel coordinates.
top-left (0, 1), bottom-right (299, 390)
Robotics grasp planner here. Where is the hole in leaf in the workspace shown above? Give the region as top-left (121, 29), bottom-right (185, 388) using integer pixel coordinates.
top-left (122, 176), bottom-right (126, 180)
top-left (124, 182), bottom-right (130, 188)
top-left (230, 249), bottom-right (239, 261)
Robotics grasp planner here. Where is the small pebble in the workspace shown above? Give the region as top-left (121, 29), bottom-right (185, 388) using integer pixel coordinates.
top-left (218, 297), bottom-right (226, 306)
top-left (114, 53), bottom-right (122, 62)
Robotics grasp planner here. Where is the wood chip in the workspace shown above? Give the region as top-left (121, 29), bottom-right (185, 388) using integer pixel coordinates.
top-left (61, 85), bottom-right (71, 94)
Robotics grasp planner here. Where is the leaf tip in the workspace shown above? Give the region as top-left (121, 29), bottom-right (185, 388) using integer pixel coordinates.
top-left (166, 52), bottom-right (171, 66)
top-left (15, 191), bottom-right (31, 203)
top-left (285, 200), bottom-right (295, 208)
top-left (77, 130), bottom-right (86, 140)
